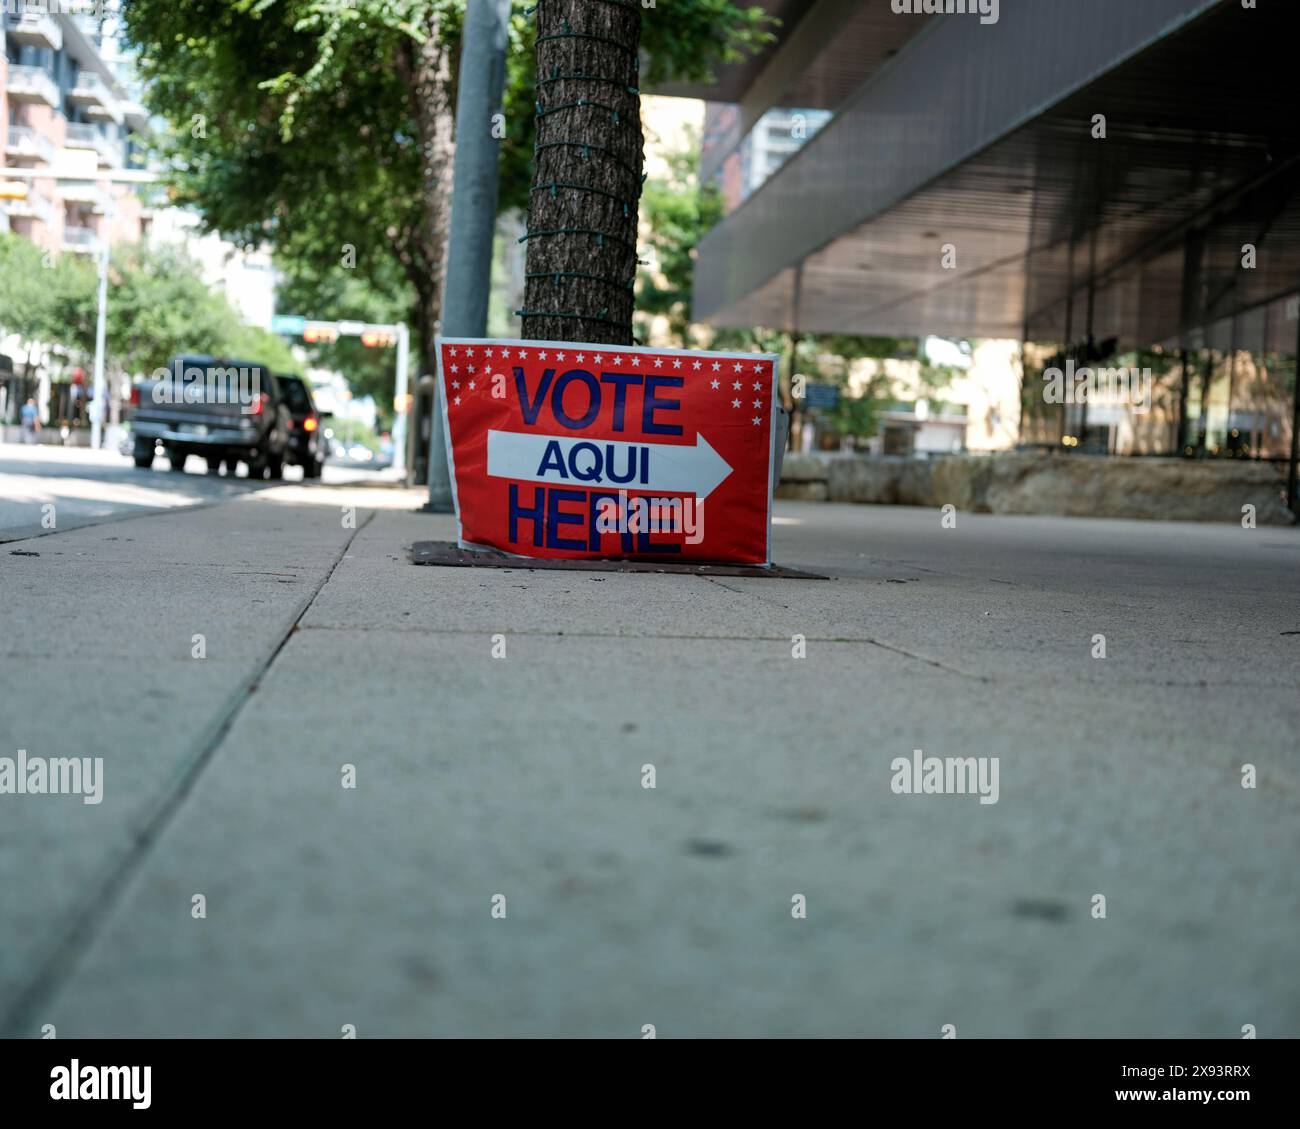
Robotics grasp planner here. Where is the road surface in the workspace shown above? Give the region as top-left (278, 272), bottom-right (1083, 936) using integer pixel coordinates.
top-left (0, 442), bottom-right (389, 542)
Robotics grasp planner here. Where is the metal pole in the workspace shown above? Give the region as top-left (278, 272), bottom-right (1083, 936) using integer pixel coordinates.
top-left (89, 231), bottom-right (110, 450)
top-left (1287, 308), bottom-right (1300, 517)
top-left (393, 323), bottom-right (410, 477)
top-left (425, 0), bottom-right (511, 513)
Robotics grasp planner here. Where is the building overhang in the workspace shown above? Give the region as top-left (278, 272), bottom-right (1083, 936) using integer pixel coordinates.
top-left (655, 0), bottom-right (933, 184)
top-left (692, 0), bottom-right (1300, 350)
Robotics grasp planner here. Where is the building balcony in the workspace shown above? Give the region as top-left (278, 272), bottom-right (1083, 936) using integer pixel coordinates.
top-left (3, 188), bottom-right (56, 228)
top-left (4, 126), bottom-right (57, 165)
top-left (63, 224), bottom-right (102, 254)
top-left (7, 11), bottom-right (64, 52)
top-left (6, 64), bottom-right (61, 109)
top-left (64, 122), bottom-right (124, 169)
top-left (121, 100), bottom-right (151, 133)
top-left (59, 180), bottom-right (108, 213)
top-left (68, 72), bottom-right (124, 126)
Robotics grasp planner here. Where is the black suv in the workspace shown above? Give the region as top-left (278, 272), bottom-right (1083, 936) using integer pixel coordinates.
top-left (129, 355), bottom-right (291, 477)
top-left (276, 374), bottom-right (327, 480)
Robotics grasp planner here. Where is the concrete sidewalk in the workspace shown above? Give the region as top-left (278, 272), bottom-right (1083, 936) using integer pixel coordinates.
top-left (1, 489), bottom-right (1298, 1036)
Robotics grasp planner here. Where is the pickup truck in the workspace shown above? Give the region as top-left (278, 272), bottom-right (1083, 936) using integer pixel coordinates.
top-left (129, 355), bottom-right (291, 477)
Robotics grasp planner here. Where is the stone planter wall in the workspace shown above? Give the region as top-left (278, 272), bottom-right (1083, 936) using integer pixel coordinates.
top-left (777, 453), bottom-right (1295, 525)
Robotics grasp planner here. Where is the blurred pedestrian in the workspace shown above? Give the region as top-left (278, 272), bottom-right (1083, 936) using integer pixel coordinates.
top-left (70, 368), bottom-right (86, 425)
top-left (20, 398), bottom-right (41, 445)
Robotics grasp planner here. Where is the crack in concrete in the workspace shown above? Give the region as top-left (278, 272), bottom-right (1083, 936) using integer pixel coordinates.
top-left (696, 573), bottom-right (990, 680)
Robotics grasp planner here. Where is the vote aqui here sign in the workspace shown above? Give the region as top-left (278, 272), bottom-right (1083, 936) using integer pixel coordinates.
top-left (437, 337), bottom-right (780, 565)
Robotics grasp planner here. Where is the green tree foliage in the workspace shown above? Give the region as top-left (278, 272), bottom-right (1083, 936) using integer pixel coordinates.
top-left (638, 1), bottom-right (774, 86)
top-left (275, 252), bottom-right (409, 410)
top-left (121, 0), bottom-right (454, 374)
top-left (0, 233), bottom-right (298, 379)
top-left (105, 243), bottom-right (299, 374)
top-left (0, 237), bottom-right (98, 370)
top-left (827, 393), bottom-right (880, 444)
top-left (120, 0), bottom-right (774, 364)
top-left (636, 131), bottom-right (723, 348)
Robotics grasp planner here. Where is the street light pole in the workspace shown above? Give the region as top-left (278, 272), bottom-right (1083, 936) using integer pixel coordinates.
top-left (90, 222), bottom-right (110, 450)
top-left (425, 0), bottom-right (511, 513)
top-left (393, 323), bottom-right (410, 477)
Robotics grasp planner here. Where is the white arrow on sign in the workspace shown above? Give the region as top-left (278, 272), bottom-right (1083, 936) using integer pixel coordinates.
top-left (487, 429), bottom-right (733, 500)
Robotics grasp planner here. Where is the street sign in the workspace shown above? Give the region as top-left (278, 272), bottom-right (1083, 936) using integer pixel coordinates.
top-left (270, 314), bottom-right (306, 336)
top-left (805, 381), bottom-right (841, 410)
top-left (437, 337), bottom-right (779, 565)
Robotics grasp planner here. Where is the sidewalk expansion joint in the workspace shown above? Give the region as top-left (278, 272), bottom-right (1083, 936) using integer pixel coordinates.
top-left (292, 621), bottom-right (991, 681)
top-left (693, 575), bottom-right (989, 680)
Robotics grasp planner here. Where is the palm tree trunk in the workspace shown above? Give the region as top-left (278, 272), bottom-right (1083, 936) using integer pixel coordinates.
top-left (522, 0), bottom-right (644, 345)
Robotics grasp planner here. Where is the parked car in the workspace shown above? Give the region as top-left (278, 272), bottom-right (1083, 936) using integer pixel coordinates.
top-left (275, 374), bottom-right (328, 479)
top-left (129, 355), bottom-right (291, 477)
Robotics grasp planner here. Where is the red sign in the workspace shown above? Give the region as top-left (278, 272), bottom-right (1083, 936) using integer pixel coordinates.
top-left (438, 337), bottom-right (779, 565)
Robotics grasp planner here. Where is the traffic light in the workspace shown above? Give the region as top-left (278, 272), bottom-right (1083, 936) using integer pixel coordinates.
top-left (303, 322), bottom-right (340, 344)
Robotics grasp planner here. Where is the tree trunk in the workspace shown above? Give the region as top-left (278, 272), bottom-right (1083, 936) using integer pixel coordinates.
top-left (522, 0), bottom-right (644, 346)
top-left (412, 286), bottom-right (437, 386)
top-left (396, 9), bottom-right (458, 372)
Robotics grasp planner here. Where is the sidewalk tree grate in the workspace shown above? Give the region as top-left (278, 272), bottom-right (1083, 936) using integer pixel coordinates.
top-left (407, 540), bottom-right (829, 580)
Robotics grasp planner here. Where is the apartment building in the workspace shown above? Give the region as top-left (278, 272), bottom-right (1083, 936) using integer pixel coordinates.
top-left (703, 103), bottom-right (832, 214)
top-left (2, 5), bottom-right (150, 255)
